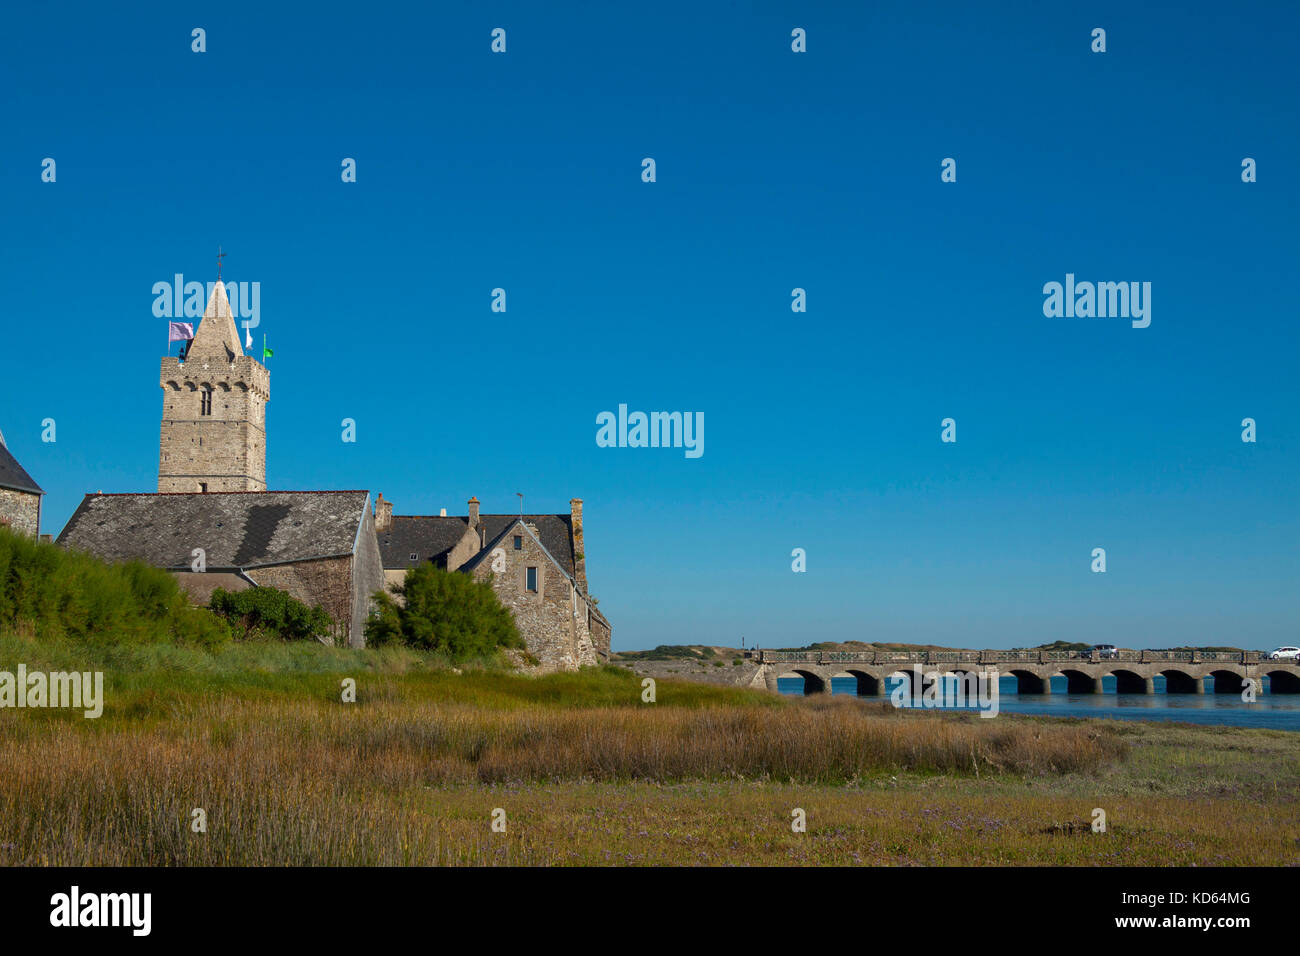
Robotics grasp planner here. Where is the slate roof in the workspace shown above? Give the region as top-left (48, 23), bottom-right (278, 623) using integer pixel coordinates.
top-left (56, 491), bottom-right (370, 569)
top-left (379, 513), bottom-right (576, 577)
top-left (378, 516), bottom-right (470, 568)
top-left (0, 436), bottom-right (43, 495)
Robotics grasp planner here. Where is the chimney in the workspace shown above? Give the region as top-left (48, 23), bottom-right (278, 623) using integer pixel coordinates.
top-left (375, 493), bottom-right (393, 532)
top-left (468, 497), bottom-right (483, 547)
top-left (440, 508), bottom-right (447, 517)
top-left (570, 497), bottom-right (587, 593)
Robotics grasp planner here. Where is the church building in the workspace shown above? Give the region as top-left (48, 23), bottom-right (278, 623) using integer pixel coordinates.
top-left (59, 280), bottom-right (383, 647)
top-left (55, 271), bottom-right (613, 665)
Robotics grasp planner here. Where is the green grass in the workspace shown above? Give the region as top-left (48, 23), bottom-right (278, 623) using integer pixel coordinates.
top-left (0, 632), bottom-right (779, 715)
top-left (614, 644), bottom-right (720, 661)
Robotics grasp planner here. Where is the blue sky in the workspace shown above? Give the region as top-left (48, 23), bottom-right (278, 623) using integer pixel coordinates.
top-left (3, 2), bottom-right (1297, 650)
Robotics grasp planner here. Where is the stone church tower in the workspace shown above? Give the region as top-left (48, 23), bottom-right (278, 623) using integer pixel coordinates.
top-left (158, 281), bottom-right (270, 492)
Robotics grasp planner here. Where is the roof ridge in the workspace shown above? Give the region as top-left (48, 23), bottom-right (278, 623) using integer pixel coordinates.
top-left (83, 489), bottom-right (371, 497)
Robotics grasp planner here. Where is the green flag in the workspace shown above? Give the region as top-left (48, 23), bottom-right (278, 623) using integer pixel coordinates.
top-left (262, 334), bottom-right (273, 360)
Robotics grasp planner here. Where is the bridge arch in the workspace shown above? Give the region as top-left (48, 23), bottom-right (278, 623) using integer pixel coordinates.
top-left (1108, 669), bottom-right (1149, 694)
top-left (1159, 669), bottom-right (1203, 694)
top-left (885, 668), bottom-right (918, 698)
top-left (777, 670), bottom-right (827, 695)
top-left (842, 669), bottom-right (887, 696)
top-left (881, 667), bottom-right (990, 704)
top-left (1007, 669), bottom-right (1051, 694)
top-left (1059, 668), bottom-right (1103, 694)
top-left (1264, 669), bottom-right (1300, 693)
top-left (941, 669), bottom-right (994, 706)
top-left (1209, 670), bottom-right (1246, 695)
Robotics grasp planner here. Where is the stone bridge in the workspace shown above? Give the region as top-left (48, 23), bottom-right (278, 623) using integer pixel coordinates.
top-left (753, 649), bottom-right (1300, 696)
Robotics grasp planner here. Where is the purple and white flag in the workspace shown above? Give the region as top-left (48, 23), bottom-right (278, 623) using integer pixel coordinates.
top-left (168, 322), bottom-right (194, 342)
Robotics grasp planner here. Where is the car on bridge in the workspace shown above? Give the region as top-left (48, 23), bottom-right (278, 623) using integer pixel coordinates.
top-left (1267, 646), bottom-right (1300, 660)
top-left (1091, 644), bottom-right (1120, 659)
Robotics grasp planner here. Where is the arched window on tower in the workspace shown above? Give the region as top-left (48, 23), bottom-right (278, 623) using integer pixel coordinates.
top-left (200, 387), bottom-right (213, 416)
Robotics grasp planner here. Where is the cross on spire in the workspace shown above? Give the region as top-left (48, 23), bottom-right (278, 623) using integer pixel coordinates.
top-left (216, 245), bottom-right (226, 280)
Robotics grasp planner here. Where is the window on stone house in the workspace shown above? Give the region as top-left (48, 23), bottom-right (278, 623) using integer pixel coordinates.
top-left (409, 552), bottom-right (418, 561)
top-left (200, 387), bottom-right (213, 416)
top-left (199, 482), bottom-right (208, 493)
top-left (526, 567), bottom-right (537, 592)
top-left (513, 535), bottom-right (522, 550)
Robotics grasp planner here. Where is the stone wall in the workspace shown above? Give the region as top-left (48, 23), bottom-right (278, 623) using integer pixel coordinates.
top-left (382, 568), bottom-right (406, 596)
top-left (252, 555), bottom-right (355, 646)
top-left (171, 571), bottom-right (252, 607)
top-left (618, 657), bottom-right (766, 689)
top-left (0, 487), bottom-right (40, 537)
top-left (349, 505), bottom-right (386, 647)
top-left (589, 612), bottom-right (611, 662)
top-left (469, 529), bottom-right (597, 671)
top-left (443, 526), bottom-right (482, 572)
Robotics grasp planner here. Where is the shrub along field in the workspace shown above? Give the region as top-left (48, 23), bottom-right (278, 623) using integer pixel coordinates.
top-left (1, 634), bottom-right (1297, 866)
top-left (0, 528), bottom-right (228, 647)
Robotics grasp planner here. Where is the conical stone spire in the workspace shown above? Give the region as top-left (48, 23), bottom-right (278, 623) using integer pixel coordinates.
top-left (185, 281), bottom-right (244, 363)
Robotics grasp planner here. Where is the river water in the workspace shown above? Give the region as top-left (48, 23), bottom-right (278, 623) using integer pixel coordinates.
top-left (775, 674), bottom-right (1300, 731)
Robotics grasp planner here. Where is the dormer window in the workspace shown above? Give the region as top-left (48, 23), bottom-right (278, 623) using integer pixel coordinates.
top-left (409, 552), bottom-right (418, 561)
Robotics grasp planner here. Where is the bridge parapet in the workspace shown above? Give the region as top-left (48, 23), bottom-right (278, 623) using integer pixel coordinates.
top-left (756, 648), bottom-right (1264, 666)
top-left (925, 651), bottom-right (983, 662)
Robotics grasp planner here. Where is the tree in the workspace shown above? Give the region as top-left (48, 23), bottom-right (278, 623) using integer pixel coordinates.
top-left (365, 564), bottom-right (523, 662)
top-left (209, 586), bottom-right (333, 642)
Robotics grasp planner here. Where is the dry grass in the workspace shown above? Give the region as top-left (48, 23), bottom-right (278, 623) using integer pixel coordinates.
top-left (0, 640), bottom-right (1294, 866)
top-left (0, 685), bottom-right (1129, 865)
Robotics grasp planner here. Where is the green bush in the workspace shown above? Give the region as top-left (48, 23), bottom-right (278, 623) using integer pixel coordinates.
top-left (0, 527), bottom-right (228, 648)
top-left (209, 587), bottom-right (334, 642)
top-left (364, 564), bottom-right (523, 663)
top-left (616, 645), bottom-right (717, 662)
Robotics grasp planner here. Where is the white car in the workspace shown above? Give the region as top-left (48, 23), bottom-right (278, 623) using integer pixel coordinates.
top-left (1267, 646), bottom-right (1300, 660)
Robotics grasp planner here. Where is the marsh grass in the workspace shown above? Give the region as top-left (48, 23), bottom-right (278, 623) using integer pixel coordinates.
top-left (1, 635), bottom-right (1295, 866)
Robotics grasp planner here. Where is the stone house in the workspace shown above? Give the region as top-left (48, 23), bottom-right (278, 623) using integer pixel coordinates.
top-left (0, 428), bottom-right (43, 537)
top-left (57, 490), bottom-right (384, 646)
top-left (375, 495), bottom-right (612, 670)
